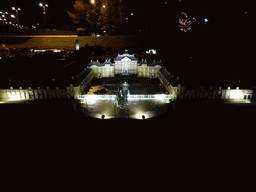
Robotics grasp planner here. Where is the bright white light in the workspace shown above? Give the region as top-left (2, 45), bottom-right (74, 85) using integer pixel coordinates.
top-left (18, 8), bottom-right (21, 11)
top-left (12, 7), bottom-right (15, 10)
top-left (131, 13), bottom-right (133, 16)
top-left (91, 0), bottom-right (95, 4)
top-left (146, 49), bottom-right (157, 54)
top-left (0, 11), bottom-right (2, 13)
top-left (11, 15), bottom-right (15, 18)
top-left (39, 3), bottom-right (43, 7)
top-left (45, 4), bottom-right (48, 7)
top-left (7, 92), bottom-right (22, 100)
top-left (231, 90), bottom-right (242, 99)
top-left (103, 5), bottom-right (106, 8)
top-left (156, 94), bottom-right (166, 99)
top-left (204, 18), bottom-right (208, 22)
top-left (136, 113), bottom-right (146, 119)
top-left (97, 34), bottom-right (100, 37)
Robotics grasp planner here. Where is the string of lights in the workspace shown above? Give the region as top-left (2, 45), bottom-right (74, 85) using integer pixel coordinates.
top-left (177, 12), bottom-right (196, 32)
top-left (0, 3), bottom-right (48, 30)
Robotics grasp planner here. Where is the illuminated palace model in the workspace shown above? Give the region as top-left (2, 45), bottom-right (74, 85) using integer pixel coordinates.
top-left (87, 53), bottom-right (164, 78)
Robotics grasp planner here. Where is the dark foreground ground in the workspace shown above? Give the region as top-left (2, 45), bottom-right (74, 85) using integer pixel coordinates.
top-left (1, 97), bottom-right (254, 187)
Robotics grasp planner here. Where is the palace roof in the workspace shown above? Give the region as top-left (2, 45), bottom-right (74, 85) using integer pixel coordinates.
top-left (138, 60), bottom-right (149, 66)
top-left (102, 59), bottom-right (114, 66)
top-left (151, 60), bottom-right (163, 67)
top-left (114, 53), bottom-right (138, 62)
top-left (88, 60), bottom-right (101, 67)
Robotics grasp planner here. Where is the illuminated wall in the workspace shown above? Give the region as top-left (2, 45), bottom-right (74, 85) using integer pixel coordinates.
top-left (0, 87), bottom-right (71, 101)
top-left (137, 64), bottom-right (161, 78)
top-left (179, 87), bottom-right (254, 101)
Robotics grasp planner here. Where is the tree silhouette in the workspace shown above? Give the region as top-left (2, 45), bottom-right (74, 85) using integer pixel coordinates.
top-left (67, 0), bottom-right (126, 35)
top-left (99, 0), bottom-right (126, 35)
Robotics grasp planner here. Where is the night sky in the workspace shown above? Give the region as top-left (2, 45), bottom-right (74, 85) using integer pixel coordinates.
top-left (1, 1), bottom-right (253, 35)
top-left (0, 1), bottom-right (251, 29)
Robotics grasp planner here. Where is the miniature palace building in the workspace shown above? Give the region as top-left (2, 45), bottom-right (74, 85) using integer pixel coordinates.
top-left (87, 53), bottom-right (163, 78)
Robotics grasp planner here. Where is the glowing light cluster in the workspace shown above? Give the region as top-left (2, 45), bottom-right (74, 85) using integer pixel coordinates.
top-left (230, 90), bottom-right (243, 99)
top-left (177, 12), bottom-right (196, 32)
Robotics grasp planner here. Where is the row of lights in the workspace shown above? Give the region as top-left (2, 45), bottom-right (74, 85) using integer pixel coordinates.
top-left (1, 2), bottom-right (48, 29)
top-left (101, 115), bottom-right (145, 120)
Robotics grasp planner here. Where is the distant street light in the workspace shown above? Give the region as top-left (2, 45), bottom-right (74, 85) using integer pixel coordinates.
top-left (103, 5), bottom-right (106, 8)
top-left (39, 3), bottom-right (48, 14)
top-left (91, 0), bottom-right (95, 4)
top-left (12, 7), bottom-right (21, 25)
top-left (39, 2), bottom-right (49, 28)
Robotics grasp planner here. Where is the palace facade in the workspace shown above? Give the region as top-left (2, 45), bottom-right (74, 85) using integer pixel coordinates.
top-left (87, 53), bottom-right (163, 78)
